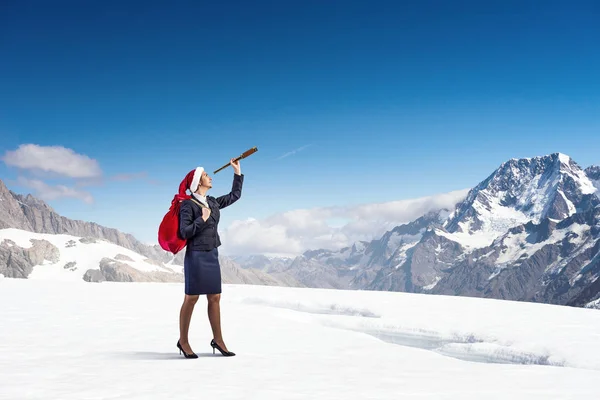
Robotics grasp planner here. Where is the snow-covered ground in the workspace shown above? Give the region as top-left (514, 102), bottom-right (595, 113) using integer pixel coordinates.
top-left (1, 278), bottom-right (599, 399)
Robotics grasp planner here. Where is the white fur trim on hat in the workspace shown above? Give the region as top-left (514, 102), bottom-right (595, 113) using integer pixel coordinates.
top-left (190, 167), bottom-right (204, 193)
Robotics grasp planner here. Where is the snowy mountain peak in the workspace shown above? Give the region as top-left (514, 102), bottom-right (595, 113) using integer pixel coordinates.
top-left (442, 153), bottom-right (599, 247)
top-left (586, 165), bottom-right (600, 177)
top-left (586, 165), bottom-right (600, 194)
top-left (508, 152), bottom-right (570, 165)
top-left (557, 152), bottom-right (571, 164)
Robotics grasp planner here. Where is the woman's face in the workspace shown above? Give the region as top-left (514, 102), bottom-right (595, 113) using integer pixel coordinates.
top-left (200, 171), bottom-right (212, 189)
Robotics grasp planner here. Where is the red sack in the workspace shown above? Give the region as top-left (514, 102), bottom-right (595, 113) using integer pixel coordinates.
top-left (158, 194), bottom-right (190, 254)
top-left (158, 167), bottom-right (203, 254)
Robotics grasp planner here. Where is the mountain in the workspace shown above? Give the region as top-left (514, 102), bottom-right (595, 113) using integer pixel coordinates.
top-left (371, 153), bottom-right (600, 307)
top-left (0, 178), bottom-right (182, 265)
top-left (0, 179), bottom-right (299, 287)
top-left (218, 255), bottom-right (303, 287)
top-left (231, 254), bottom-right (295, 272)
top-left (439, 206), bottom-right (600, 306)
top-left (255, 210), bottom-right (452, 290)
top-left (229, 254), bottom-right (304, 287)
top-left (368, 153), bottom-right (600, 293)
top-left (443, 153), bottom-right (598, 243)
top-left (242, 153), bottom-right (600, 308)
top-left (586, 165), bottom-right (600, 193)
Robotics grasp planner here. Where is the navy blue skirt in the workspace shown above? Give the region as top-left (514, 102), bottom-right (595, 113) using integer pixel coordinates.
top-left (184, 247), bottom-right (222, 295)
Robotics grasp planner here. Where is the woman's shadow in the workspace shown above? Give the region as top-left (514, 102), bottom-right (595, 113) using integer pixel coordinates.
top-left (121, 351), bottom-right (216, 360)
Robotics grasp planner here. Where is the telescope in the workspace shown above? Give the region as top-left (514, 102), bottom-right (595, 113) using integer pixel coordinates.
top-left (213, 147), bottom-right (258, 174)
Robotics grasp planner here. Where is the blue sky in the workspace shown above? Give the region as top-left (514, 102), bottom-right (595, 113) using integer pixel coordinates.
top-left (1, 1), bottom-right (599, 252)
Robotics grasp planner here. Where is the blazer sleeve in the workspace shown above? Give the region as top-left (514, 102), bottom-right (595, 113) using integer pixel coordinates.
top-left (179, 200), bottom-right (208, 239)
top-left (215, 173), bottom-right (244, 209)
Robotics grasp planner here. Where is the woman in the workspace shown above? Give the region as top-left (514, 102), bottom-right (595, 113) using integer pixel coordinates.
top-left (176, 158), bottom-right (243, 358)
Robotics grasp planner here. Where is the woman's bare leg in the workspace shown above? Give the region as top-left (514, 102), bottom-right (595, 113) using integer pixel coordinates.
top-left (179, 294), bottom-right (199, 353)
top-left (207, 293), bottom-right (229, 351)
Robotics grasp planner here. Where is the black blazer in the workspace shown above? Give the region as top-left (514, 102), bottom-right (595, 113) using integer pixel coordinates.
top-left (178, 173), bottom-right (244, 251)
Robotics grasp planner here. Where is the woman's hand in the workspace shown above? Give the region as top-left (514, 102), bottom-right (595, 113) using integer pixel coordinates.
top-left (230, 158), bottom-right (241, 175)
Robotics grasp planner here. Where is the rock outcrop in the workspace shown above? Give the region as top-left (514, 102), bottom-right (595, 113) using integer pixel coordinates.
top-left (0, 238), bottom-right (60, 278)
top-left (83, 258), bottom-right (184, 283)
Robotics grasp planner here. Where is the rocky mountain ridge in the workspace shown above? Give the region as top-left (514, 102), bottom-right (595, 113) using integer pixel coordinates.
top-left (0, 178), bottom-right (180, 265)
top-left (0, 179), bottom-right (301, 287)
top-left (237, 153), bottom-right (600, 308)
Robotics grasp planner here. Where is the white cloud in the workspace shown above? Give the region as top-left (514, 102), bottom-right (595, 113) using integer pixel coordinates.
top-left (220, 218), bottom-right (304, 256)
top-left (17, 177), bottom-right (94, 204)
top-left (2, 144), bottom-right (102, 178)
top-left (219, 189), bottom-right (469, 257)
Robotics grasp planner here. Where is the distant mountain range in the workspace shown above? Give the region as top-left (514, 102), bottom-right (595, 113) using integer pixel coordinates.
top-left (0, 179), bottom-right (302, 287)
top-left (234, 153), bottom-right (600, 309)
top-left (3, 152), bottom-right (599, 309)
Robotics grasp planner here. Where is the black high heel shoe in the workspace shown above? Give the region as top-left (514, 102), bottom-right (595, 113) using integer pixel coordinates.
top-left (211, 339), bottom-right (236, 356)
top-left (177, 340), bottom-right (198, 359)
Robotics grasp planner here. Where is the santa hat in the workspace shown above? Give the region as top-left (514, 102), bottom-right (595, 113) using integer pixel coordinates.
top-left (178, 167), bottom-right (204, 196)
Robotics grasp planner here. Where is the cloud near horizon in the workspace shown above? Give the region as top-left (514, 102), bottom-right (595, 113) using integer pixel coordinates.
top-left (2, 144), bottom-right (151, 202)
top-left (2, 144), bottom-right (103, 178)
top-left (17, 177), bottom-right (94, 204)
top-left (219, 188), bottom-right (469, 257)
